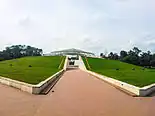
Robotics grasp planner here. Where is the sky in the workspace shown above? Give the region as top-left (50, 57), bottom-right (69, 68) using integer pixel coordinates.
top-left (0, 0), bottom-right (155, 55)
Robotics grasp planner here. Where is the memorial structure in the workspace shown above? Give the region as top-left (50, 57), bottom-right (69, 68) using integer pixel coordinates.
top-left (44, 48), bottom-right (95, 57)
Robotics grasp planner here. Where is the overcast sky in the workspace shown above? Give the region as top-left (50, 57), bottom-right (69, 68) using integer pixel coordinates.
top-left (0, 0), bottom-right (155, 54)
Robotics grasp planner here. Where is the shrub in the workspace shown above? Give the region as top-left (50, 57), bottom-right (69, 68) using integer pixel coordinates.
top-left (116, 68), bottom-right (119, 70)
top-left (132, 68), bottom-right (135, 70)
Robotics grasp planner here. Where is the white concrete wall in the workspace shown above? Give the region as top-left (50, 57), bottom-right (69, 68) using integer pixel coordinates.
top-left (0, 76), bottom-right (33, 93)
top-left (63, 56), bottom-right (68, 70)
top-left (83, 70), bottom-right (140, 96)
top-left (78, 56), bottom-right (87, 70)
top-left (140, 84), bottom-right (155, 96)
top-left (0, 56), bottom-right (68, 94)
top-left (32, 70), bottom-right (64, 94)
top-left (0, 70), bottom-right (64, 94)
top-left (82, 69), bottom-right (155, 96)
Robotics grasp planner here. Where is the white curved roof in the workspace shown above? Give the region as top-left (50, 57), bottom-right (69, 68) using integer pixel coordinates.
top-left (51, 48), bottom-right (95, 55)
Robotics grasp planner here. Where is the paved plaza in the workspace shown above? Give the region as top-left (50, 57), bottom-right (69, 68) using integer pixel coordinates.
top-left (0, 69), bottom-right (155, 116)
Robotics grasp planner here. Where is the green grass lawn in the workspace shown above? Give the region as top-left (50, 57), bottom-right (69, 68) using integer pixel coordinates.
top-left (82, 57), bottom-right (155, 87)
top-left (0, 56), bottom-right (65, 84)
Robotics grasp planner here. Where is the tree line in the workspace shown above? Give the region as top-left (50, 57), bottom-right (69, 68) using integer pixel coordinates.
top-left (0, 45), bottom-right (43, 61)
top-left (100, 47), bottom-right (155, 67)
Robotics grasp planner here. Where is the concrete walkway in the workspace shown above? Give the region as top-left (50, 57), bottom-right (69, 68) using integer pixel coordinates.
top-left (0, 69), bottom-right (155, 116)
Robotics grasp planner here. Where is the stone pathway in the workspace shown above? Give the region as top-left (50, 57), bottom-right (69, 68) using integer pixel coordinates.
top-left (0, 69), bottom-right (155, 116)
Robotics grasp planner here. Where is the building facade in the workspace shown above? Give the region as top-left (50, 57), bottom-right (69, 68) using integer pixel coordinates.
top-left (44, 48), bottom-right (95, 57)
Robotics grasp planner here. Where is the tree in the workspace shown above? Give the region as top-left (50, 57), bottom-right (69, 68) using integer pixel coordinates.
top-left (133, 47), bottom-right (141, 56)
top-left (113, 53), bottom-right (119, 60)
top-left (150, 60), bottom-right (155, 67)
top-left (108, 52), bottom-right (119, 60)
top-left (0, 45), bottom-right (43, 61)
top-left (100, 53), bottom-right (104, 57)
top-left (122, 55), bottom-right (139, 65)
top-left (152, 54), bottom-right (155, 60)
top-left (108, 52), bottom-right (114, 59)
top-left (139, 51), bottom-right (151, 66)
top-left (124, 48), bottom-right (141, 65)
top-left (120, 50), bottom-right (128, 59)
top-left (100, 46), bottom-right (155, 67)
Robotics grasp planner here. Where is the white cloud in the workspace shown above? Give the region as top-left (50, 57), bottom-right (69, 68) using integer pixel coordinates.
top-left (0, 0), bottom-right (155, 55)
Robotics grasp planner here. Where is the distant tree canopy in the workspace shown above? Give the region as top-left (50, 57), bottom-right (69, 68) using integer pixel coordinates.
top-left (0, 45), bottom-right (43, 61)
top-left (100, 53), bottom-right (105, 58)
top-left (100, 47), bottom-right (155, 67)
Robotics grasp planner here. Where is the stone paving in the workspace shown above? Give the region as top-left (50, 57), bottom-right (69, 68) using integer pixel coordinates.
top-left (0, 69), bottom-right (155, 116)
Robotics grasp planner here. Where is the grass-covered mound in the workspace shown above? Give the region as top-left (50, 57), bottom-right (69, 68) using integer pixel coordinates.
top-left (82, 57), bottom-right (155, 87)
top-left (0, 56), bottom-right (65, 84)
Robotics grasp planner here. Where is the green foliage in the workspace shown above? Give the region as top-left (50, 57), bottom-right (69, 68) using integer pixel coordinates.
top-left (100, 53), bottom-right (104, 57)
top-left (122, 55), bottom-right (139, 65)
top-left (0, 45), bottom-right (43, 61)
top-left (103, 47), bottom-right (155, 67)
top-left (120, 50), bottom-right (128, 59)
top-left (0, 56), bottom-right (64, 84)
top-left (108, 52), bottom-right (119, 60)
top-left (150, 60), bottom-right (155, 67)
top-left (83, 57), bottom-right (155, 87)
top-left (132, 47), bottom-right (141, 56)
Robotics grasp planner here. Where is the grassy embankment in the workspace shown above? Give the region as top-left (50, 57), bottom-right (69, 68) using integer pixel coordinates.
top-left (0, 56), bottom-right (65, 84)
top-left (82, 57), bottom-right (155, 87)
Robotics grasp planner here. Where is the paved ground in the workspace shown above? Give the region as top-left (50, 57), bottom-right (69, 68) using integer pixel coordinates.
top-left (0, 69), bottom-right (155, 116)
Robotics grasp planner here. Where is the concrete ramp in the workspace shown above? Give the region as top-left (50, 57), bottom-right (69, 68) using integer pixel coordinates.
top-left (1, 69), bottom-right (155, 116)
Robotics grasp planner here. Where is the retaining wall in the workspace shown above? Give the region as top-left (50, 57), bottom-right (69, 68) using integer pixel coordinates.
top-left (83, 70), bottom-right (140, 96)
top-left (0, 56), bottom-right (69, 94)
top-left (63, 56), bottom-right (68, 70)
top-left (79, 57), bottom-right (155, 96)
top-left (0, 76), bottom-right (33, 93)
top-left (140, 84), bottom-right (155, 96)
top-left (0, 70), bottom-right (64, 94)
top-left (82, 69), bottom-right (155, 96)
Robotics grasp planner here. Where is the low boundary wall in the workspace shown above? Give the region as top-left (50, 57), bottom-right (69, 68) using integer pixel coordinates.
top-left (0, 70), bottom-right (64, 94)
top-left (0, 56), bottom-right (68, 94)
top-left (63, 56), bottom-right (68, 70)
top-left (83, 70), bottom-right (140, 96)
top-left (79, 57), bottom-right (155, 97)
top-left (82, 69), bottom-right (155, 96)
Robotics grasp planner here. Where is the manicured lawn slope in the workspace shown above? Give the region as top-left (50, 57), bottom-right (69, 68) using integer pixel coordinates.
top-left (82, 57), bottom-right (155, 87)
top-left (0, 56), bottom-right (65, 84)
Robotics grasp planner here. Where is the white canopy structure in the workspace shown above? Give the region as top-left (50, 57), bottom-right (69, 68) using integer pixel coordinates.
top-left (44, 48), bottom-right (95, 57)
